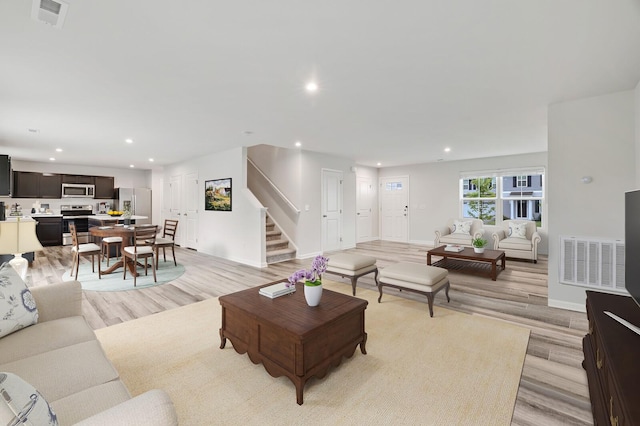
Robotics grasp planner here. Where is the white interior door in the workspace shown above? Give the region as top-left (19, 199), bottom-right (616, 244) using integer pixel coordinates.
top-left (322, 169), bottom-right (343, 252)
top-left (379, 176), bottom-right (408, 242)
top-left (169, 174), bottom-right (183, 246)
top-left (183, 172), bottom-right (199, 250)
top-left (356, 175), bottom-right (373, 242)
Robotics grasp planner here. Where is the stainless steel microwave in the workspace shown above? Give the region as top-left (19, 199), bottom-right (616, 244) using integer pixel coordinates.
top-left (62, 183), bottom-right (95, 198)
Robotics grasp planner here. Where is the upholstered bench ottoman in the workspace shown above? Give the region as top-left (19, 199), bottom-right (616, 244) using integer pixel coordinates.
top-left (378, 262), bottom-right (450, 317)
top-left (325, 253), bottom-right (378, 296)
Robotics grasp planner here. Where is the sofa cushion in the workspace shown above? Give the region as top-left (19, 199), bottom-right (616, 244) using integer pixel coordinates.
top-left (439, 233), bottom-right (472, 245)
top-left (0, 268), bottom-right (39, 339)
top-left (498, 237), bottom-right (533, 250)
top-left (50, 380), bottom-right (130, 425)
top-left (508, 222), bottom-right (527, 239)
top-left (452, 220), bottom-right (472, 235)
top-left (0, 340), bottom-right (120, 402)
top-left (0, 372), bottom-right (58, 425)
top-left (380, 263), bottom-right (448, 286)
top-left (0, 316), bottom-right (95, 365)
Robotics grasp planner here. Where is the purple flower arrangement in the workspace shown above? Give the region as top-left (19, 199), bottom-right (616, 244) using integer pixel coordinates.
top-left (287, 255), bottom-right (329, 287)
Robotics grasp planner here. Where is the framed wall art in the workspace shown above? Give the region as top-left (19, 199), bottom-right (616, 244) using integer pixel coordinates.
top-left (205, 178), bottom-right (232, 211)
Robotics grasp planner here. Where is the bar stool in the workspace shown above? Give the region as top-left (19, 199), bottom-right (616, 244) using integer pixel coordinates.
top-left (102, 236), bottom-right (122, 266)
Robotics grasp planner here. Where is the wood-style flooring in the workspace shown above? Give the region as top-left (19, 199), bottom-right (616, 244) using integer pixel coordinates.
top-left (25, 241), bottom-right (593, 425)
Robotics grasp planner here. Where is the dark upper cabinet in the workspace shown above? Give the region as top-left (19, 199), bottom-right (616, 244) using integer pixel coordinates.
top-left (13, 171), bottom-right (39, 198)
top-left (94, 176), bottom-right (114, 199)
top-left (0, 155), bottom-right (10, 196)
top-left (62, 174), bottom-right (95, 184)
top-left (13, 171), bottom-right (62, 198)
top-left (39, 173), bottom-right (62, 198)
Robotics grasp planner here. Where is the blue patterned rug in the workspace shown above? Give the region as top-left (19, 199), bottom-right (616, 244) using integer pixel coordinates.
top-left (61, 258), bottom-right (185, 291)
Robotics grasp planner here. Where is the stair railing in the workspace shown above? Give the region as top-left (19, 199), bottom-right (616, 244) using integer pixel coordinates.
top-left (247, 158), bottom-right (300, 215)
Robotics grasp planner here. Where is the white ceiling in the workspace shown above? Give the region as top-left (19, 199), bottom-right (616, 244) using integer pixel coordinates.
top-left (1, 0), bottom-right (639, 170)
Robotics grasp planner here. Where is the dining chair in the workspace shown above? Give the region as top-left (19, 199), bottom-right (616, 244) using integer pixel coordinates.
top-left (69, 222), bottom-right (101, 280)
top-left (153, 219), bottom-right (178, 269)
top-left (123, 225), bottom-right (158, 286)
top-left (101, 236), bottom-right (122, 266)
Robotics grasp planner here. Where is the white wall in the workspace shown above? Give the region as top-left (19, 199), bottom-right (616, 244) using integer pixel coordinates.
top-left (164, 146), bottom-right (265, 267)
top-left (378, 152), bottom-right (549, 251)
top-left (548, 90), bottom-right (636, 311)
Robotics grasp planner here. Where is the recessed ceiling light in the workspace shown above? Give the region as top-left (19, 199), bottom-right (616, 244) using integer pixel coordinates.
top-left (125, 138), bottom-right (133, 144)
top-left (305, 81), bottom-right (318, 93)
top-left (377, 162), bottom-right (382, 166)
top-left (148, 158), bottom-right (154, 162)
top-left (295, 141), bottom-right (302, 147)
top-left (129, 164), bottom-right (134, 168)
top-left (49, 157), bottom-right (55, 161)
top-left (444, 147), bottom-right (451, 153)
top-left (55, 148), bottom-right (62, 152)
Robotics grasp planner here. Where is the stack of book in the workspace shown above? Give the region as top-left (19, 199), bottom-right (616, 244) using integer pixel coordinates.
top-left (444, 244), bottom-right (464, 252)
top-left (259, 282), bottom-right (296, 299)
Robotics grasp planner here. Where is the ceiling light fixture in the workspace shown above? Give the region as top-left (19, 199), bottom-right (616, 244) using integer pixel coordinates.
top-left (295, 141), bottom-right (302, 147)
top-left (125, 138), bottom-right (133, 144)
top-left (148, 158), bottom-right (154, 162)
top-left (49, 157), bottom-right (55, 161)
top-left (305, 82), bottom-right (318, 93)
top-left (377, 162), bottom-right (382, 166)
top-left (129, 164), bottom-right (134, 168)
top-left (444, 147), bottom-right (451, 153)
top-left (55, 148), bottom-right (62, 152)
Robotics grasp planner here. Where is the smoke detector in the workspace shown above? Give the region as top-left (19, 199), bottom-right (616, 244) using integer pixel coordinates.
top-left (31, 0), bottom-right (69, 29)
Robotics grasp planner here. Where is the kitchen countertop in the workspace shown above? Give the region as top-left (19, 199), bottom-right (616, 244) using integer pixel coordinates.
top-left (91, 215), bottom-right (149, 220)
top-left (30, 213), bottom-right (63, 218)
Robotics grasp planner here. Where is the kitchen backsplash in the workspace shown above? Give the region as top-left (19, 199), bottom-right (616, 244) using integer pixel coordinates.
top-left (1, 197), bottom-right (114, 215)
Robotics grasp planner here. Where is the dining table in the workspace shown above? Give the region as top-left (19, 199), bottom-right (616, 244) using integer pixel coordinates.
top-left (89, 224), bottom-right (160, 277)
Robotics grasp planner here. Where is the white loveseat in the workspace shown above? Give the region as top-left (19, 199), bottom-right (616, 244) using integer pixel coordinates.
top-left (0, 267), bottom-right (178, 425)
top-left (434, 218), bottom-right (485, 248)
top-left (491, 220), bottom-right (541, 263)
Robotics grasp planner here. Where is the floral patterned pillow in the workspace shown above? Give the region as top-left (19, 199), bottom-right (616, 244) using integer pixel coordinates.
top-left (508, 222), bottom-right (528, 239)
top-left (0, 267), bottom-right (39, 339)
top-left (0, 372), bottom-right (58, 425)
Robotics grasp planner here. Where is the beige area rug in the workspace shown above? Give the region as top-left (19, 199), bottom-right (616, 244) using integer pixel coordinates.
top-left (95, 281), bottom-right (530, 425)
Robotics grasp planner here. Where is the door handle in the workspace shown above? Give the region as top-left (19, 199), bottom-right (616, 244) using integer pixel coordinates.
top-left (357, 213), bottom-right (360, 215)
top-left (323, 215), bottom-right (327, 218)
top-left (184, 213), bottom-right (187, 216)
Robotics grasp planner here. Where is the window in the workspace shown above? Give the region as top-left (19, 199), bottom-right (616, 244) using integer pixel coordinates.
top-left (461, 168), bottom-right (544, 227)
top-left (461, 177), bottom-right (497, 225)
top-left (385, 182), bottom-right (403, 191)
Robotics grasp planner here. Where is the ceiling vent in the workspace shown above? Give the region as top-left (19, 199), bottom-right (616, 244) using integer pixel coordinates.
top-left (31, 0), bottom-right (69, 29)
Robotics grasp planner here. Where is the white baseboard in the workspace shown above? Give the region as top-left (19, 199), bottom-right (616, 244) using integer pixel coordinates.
top-left (409, 239), bottom-right (433, 247)
top-left (548, 298), bottom-right (586, 313)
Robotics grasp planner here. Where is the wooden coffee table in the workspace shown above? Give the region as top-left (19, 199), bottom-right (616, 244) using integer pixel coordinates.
top-left (218, 280), bottom-right (368, 405)
top-left (427, 245), bottom-right (506, 281)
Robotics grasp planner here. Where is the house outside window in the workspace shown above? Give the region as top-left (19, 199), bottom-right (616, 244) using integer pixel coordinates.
top-left (461, 169), bottom-right (544, 227)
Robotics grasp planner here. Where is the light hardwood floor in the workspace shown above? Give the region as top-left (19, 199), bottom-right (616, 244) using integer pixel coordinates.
top-left (25, 241), bottom-right (593, 425)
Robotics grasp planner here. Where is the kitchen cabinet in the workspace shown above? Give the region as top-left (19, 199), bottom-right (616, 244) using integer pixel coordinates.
top-left (94, 176), bottom-right (114, 199)
top-left (13, 171), bottom-right (62, 198)
top-left (34, 216), bottom-right (63, 246)
top-left (62, 174), bottom-right (95, 184)
top-left (0, 155), bottom-right (10, 196)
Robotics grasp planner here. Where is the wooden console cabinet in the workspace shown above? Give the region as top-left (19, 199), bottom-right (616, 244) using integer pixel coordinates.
top-left (583, 291), bottom-right (640, 425)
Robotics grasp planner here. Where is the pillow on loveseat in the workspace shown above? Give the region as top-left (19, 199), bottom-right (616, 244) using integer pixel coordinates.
top-left (0, 267), bottom-right (39, 339)
top-left (0, 372), bottom-right (58, 425)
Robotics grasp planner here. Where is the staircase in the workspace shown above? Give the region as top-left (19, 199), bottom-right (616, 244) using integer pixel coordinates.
top-left (265, 215), bottom-right (296, 264)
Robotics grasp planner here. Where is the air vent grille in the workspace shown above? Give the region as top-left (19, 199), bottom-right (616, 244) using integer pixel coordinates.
top-left (560, 235), bottom-right (626, 293)
top-left (31, 0), bottom-right (68, 29)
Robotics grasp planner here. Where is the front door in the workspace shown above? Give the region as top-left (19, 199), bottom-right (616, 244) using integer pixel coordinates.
top-left (379, 176), bottom-right (409, 242)
top-left (321, 169), bottom-right (343, 252)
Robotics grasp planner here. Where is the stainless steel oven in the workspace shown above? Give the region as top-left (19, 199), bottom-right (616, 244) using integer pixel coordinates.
top-left (61, 204), bottom-right (93, 245)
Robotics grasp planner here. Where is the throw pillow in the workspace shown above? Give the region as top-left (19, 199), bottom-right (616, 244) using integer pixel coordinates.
top-left (452, 220), bottom-right (472, 235)
top-left (508, 222), bottom-right (528, 239)
top-left (0, 267), bottom-right (39, 339)
top-left (0, 372), bottom-right (58, 425)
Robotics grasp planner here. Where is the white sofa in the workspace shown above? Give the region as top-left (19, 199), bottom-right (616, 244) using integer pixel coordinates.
top-left (434, 218), bottom-right (484, 248)
top-left (491, 220), bottom-right (541, 263)
top-left (0, 267), bottom-right (178, 425)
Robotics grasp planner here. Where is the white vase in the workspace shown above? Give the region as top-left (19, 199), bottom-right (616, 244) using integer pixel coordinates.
top-left (304, 282), bottom-right (323, 306)
top-left (474, 247), bottom-right (485, 254)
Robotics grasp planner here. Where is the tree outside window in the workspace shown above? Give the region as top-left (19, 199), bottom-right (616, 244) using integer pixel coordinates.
top-left (462, 177), bottom-right (496, 224)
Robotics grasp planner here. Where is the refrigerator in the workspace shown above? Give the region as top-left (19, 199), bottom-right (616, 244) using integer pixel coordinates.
top-left (114, 188), bottom-right (152, 225)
